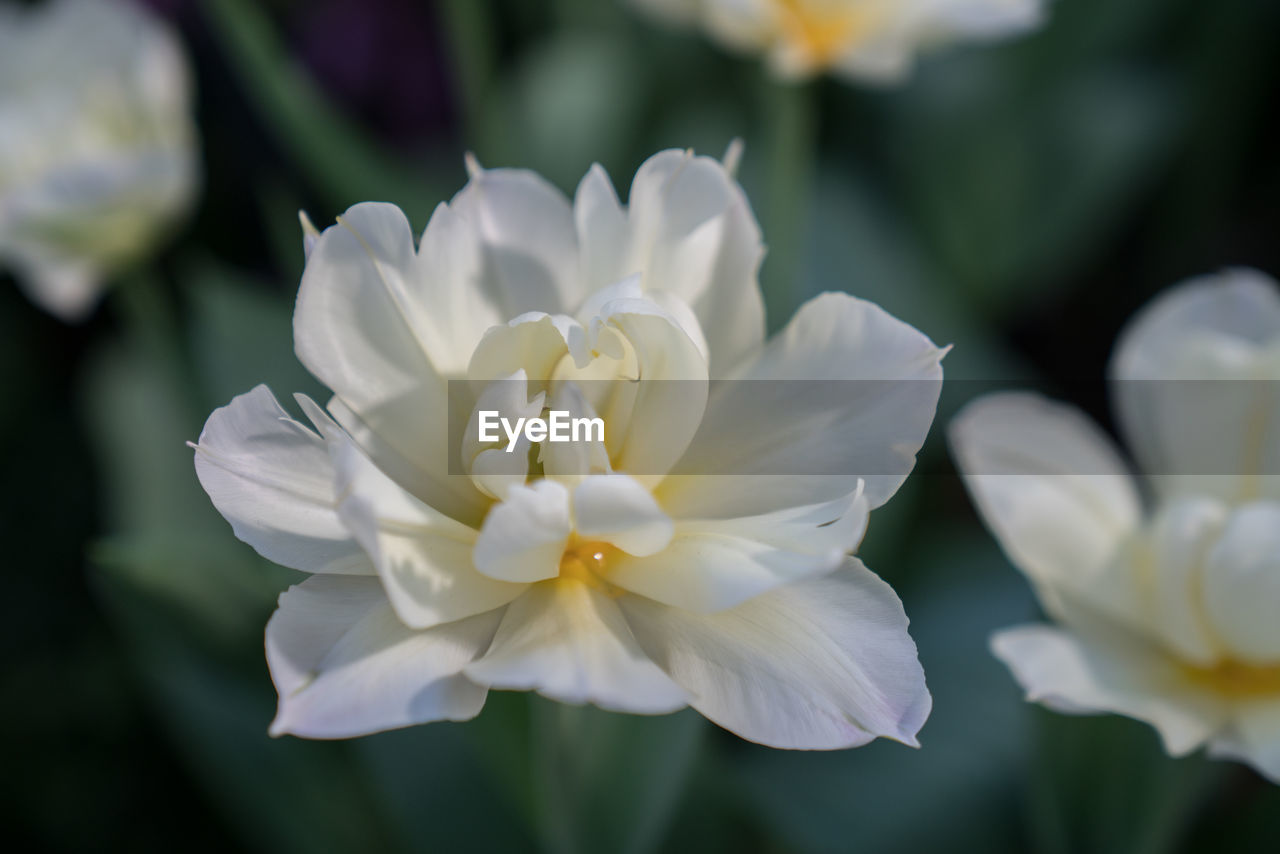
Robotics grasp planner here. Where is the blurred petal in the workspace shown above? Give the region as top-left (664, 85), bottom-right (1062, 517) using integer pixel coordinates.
top-left (465, 579), bottom-right (688, 713)
top-left (991, 624), bottom-right (1228, 756)
top-left (192, 385), bottom-right (371, 575)
top-left (267, 575), bottom-right (500, 738)
top-left (660, 292), bottom-right (944, 518)
top-left (949, 392), bottom-right (1140, 598)
top-left (1110, 268), bottom-right (1280, 503)
top-left (620, 558), bottom-right (930, 749)
top-left (1201, 502), bottom-right (1280, 663)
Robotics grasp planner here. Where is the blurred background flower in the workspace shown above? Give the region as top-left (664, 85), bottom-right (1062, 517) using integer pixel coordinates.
top-left (0, 0), bottom-right (198, 320)
top-left (628, 0), bottom-right (1048, 82)
top-left (2, 0), bottom-right (1279, 852)
top-left (951, 270), bottom-right (1280, 784)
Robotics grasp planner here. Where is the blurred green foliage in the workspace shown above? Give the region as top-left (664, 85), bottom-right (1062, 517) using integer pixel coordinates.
top-left (3, 0), bottom-right (1279, 851)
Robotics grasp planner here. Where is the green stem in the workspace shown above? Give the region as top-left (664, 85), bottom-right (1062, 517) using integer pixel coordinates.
top-left (759, 75), bottom-right (819, 332)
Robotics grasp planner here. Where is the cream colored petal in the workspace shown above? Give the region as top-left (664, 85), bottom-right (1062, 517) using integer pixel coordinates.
top-left (1201, 502), bottom-right (1280, 663)
top-left (620, 558), bottom-right (930, 749)
top-left (472, 481), bottom-right (573, 584)
top-left (608, 487), bottom-right (867, 613)
top-left (991, 624), bottom-right (1228, 757)
top-left (950, 392), bottom-right (1140, 600)
top-left (1110, 268), bottom-right (1280, 503)
top-left (572, 474), bottom-right (674, 556)
top-left (330, 429), bottom-right (527, 630)
top-left (267, 575), bottom-right (500, 738)
top-left (660, 292), bottom-right (943, 518)
top-left (464, 579), bottom-right (688, 713)
top-left (192, 385), bottom-right (371, 575)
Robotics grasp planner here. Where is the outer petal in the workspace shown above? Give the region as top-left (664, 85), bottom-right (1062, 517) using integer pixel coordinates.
top-left (574, 151), bottom-right (766, 374)
top-left (659, 292), bottom-right (944, 518)
top-left (620, 558), bottom-right (931, 749)
top-left (1110, 269), bottom-right (1280, 503)
top-left (192, 385), bottom-right (371, 575)
top-left (464, 579), bottom-right (688, 714)
top-left (1214, 698), bottom-right (1280, 783)
top-left (608, 488), bottom-right (868, 612)
top-left (991, 624), bottom-right (1228, 757)
top-left (330, 429), bottom-right (527, 629)
top-left (294, 202), bottom-right (487, 526)
top-left (949, 392), bottom-right (1141, 600)
top-left (267, 575), bottom-right (501, 738)
top-left (450, 160), bottom-right (583, 316)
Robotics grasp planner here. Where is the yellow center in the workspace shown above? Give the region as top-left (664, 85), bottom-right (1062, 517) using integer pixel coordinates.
top-left (1182, 659), bottom-right (1280, 699)
top-left (774, 0), bottom-right (879, 67)
top-left (558, 539), bottom-right (623, 595)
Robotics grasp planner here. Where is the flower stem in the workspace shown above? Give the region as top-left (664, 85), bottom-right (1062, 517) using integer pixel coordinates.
top-left (759, 74), bottom-right (819, 332)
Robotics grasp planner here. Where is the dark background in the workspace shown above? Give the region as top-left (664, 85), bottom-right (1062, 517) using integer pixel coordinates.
top-left (2, 0), bottom-right (1279, 850)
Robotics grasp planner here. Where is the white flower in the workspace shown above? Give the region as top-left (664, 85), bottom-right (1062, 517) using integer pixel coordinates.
top-left (629, 0), bottom-right (1047, 82)
top-left (192, 148), bottom-right (945, 747)
top-left (951, 269), bottom-right (1280, 781)
top-left (0, 0), bottom-right (198, 320)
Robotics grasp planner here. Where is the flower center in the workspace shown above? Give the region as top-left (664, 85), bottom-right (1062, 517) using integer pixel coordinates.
top-left (1181, 659), bottom-right (1280, 699)
top-left (558, 538), bottom-right (623, 595)
top-left (774, 0), bottom-right (879, 67)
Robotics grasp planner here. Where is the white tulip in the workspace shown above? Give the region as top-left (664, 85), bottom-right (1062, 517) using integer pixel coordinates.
top-left (192, 148), bottom-right (945, 747)
top-left (0, 0), bottom-right (198, 320)
top-left (629, 0), bottom-right (1047, 82)
top-left (951, 269), bottom-right (1280, 781)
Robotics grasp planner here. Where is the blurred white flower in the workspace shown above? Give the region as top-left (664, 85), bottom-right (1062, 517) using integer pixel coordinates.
top-left (629, 0), bottom-right (1047, 83)
top-left (951, 269), bottom-right (1280, 782)
top-left (192, 148), bottom-right (945, 747)
top-left (0, 0), bottom-right (198, 320)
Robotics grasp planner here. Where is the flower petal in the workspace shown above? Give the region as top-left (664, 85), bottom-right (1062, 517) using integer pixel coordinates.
top-left (331, 430), bottom-right (527, 629)
top-left (574, 150), bottom-right (765, 374)
top-left (294, 202), bottom-right (488, 526)
top-left (949, 392), bottom-right (1141, 599)
top-left (1216, 698), bottom-right (1280, 783)
top-left (1110, 268), bottom-right (1280, 503)
top-left (608, 488), bottom-right (868, 612)
top-left (267, 575), bottom-right (500, 738)
top-left (1201, 502), bottom-right (1280, 663)
top-left (659, 292), bottom-right (943, 518)
top-left (619, 558), bottom-right (930, 749)
top-left (192, 385), bottom-right (371, 575)
top-left (450, 160), bottom-right (583, 316)
top-left (572, 474), bottom-right (674, 556)
top-left (990, 624), bottom-right (1228, 757)
top-left (472, 481), bottom-right (572, 583)
top-left (465, 579), bottom-right (688, 714)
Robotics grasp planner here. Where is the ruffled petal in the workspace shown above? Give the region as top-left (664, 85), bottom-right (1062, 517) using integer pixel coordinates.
top-left (620, 558), bottom-right (930, 749)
